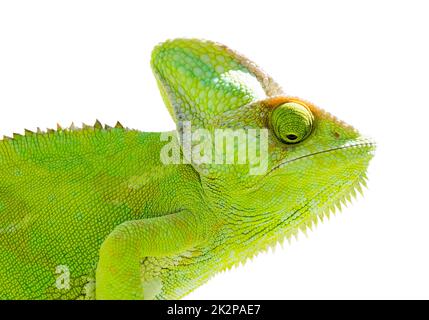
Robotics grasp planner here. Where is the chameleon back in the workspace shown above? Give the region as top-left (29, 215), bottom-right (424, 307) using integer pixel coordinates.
top-left (0, 126), bottom-right (200, 299)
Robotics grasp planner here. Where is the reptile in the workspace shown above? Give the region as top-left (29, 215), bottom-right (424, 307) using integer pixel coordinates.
top-left (0, 38), bottom-right (375, 299)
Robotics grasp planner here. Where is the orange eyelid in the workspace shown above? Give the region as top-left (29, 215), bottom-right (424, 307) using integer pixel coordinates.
top-left (262, 96), bottom-right (311, 110)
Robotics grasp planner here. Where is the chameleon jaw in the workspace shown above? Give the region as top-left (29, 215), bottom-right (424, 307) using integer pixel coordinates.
top-left (233, 139), bottom-right (377, 256)
top-left (266, 139), bottom-right (376, 177)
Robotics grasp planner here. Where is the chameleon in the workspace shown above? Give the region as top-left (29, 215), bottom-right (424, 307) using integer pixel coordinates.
top-left (0, 38), bottom-right (375, 300)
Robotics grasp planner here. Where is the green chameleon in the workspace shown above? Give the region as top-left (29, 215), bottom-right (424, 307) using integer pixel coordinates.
top-left (0, 38), bottom-right (375, 299)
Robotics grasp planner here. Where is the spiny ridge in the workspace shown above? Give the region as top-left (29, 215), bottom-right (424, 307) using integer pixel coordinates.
top-left (1, 120), bottom-right (128, 142)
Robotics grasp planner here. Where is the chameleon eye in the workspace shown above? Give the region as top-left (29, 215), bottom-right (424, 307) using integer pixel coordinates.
top-left (270, 102), bottom-right (314, 144)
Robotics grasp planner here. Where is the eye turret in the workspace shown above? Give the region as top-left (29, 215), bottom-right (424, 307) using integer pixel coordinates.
top-left (270, 102), bottom-right (314, 144)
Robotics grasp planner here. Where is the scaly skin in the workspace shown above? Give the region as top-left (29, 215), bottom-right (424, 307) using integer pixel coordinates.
top-left (0, 39), bottom-right (375, 299)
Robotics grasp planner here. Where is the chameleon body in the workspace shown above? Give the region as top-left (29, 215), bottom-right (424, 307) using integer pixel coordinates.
top-left (0, 39), bottom-right (375, 299)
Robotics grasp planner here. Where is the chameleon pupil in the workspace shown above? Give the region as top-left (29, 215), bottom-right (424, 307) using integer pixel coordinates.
top-left (286, 134), bottom-right (298, 140)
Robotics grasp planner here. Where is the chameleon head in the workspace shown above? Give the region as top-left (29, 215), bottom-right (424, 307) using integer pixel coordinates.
top-left (256, 96), bottom-right (375, 225)
top-left (151, 38), bottom-right (376, 247)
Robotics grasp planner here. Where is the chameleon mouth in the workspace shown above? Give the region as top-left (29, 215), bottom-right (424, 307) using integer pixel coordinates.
top-left (266, 139), bottom-right (376, 176)
top-left (214, 140), bottom-right (376, 275)
top-left (257, 138), bottom-right (376, 245)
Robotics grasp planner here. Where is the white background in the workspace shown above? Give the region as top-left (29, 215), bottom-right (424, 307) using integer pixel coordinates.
top-left (0, 1), bottom-right (428, 299)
